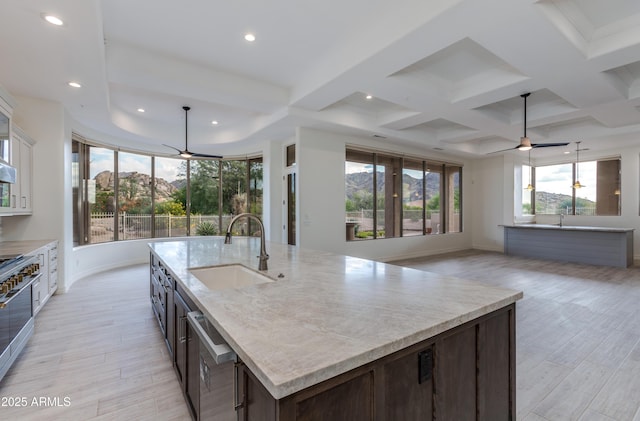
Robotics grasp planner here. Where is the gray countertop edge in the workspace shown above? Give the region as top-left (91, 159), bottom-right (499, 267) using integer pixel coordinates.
top-left (0, 240), bottom-right (58, 256)
top-left (501, 224), bottom-right (634, 233)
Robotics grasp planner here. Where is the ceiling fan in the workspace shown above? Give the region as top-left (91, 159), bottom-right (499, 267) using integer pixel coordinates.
top-left (490, 93), bottom-right (569, 153)
top-left (163, 106), bottom-right (223, 159)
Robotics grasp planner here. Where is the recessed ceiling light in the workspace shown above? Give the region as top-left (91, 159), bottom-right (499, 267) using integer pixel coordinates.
top-left (42, 13), bottom-right (64, 26)
top-left (564, 151), bottom-right (571, 154)
top-left (68, 81), bottom-right (81, 88)
top-left (365, 95), bottom-right (373, 100)
top-left (211, 120), bottom-right (219, 125)
top-left (244, 33), bottom-right (256, 42)
top-left (137, 108), bottom-right (145, 113)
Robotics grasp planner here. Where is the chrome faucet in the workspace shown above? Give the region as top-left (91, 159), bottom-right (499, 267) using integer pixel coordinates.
top-left (224, 213), bottom-right (269, 271)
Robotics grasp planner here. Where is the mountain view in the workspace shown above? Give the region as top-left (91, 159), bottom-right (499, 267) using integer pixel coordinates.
top-left (345, 171), bottom-right (441, 205)
top-left (94, 170), bottom-right (178, 202)
top-left (346, 171), bottom-right (594, 214)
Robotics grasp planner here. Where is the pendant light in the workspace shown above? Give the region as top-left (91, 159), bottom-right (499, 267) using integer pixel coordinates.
top-left (525, 149), bottom-right (534, 191)
top-left (572, 141), bottom-right (585, 189)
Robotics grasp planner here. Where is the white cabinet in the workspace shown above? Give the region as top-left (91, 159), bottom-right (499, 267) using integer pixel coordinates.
top-left (9, 127), bottom-right (34, 214)
top-left (47, 241), bottom-right (58, 295)
top-left (29, 241), bottom-right (58, 316)
top-left (0, 84), bottom-right (16, 213)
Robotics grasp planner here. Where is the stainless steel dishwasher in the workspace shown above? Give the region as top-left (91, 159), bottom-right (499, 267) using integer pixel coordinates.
top-left (187, 311), bottom-right (238, 420)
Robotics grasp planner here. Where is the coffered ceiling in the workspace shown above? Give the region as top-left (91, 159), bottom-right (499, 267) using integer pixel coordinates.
top-left (2, 0), bottom-right (640, 158)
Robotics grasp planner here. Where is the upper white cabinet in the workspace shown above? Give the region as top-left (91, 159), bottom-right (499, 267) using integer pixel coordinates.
top-left (0, 84), bottom-right (34, 215)
top-left (10, 127), bottom-right (34, 214)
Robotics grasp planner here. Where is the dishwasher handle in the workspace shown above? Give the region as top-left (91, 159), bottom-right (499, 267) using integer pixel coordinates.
top-left (187, 311), bottom-right (236, 365)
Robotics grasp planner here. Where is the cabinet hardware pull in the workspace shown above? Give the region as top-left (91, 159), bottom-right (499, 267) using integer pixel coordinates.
top-left (179, 316), bottom-right (187, 343)
top-left (234, 362), bottom-right (245, 410)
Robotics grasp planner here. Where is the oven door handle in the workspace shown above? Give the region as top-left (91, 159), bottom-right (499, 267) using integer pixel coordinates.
top-left (187, 311), bottom-right (236, 365)
top-left (0, 273), bottom-right (41, 309)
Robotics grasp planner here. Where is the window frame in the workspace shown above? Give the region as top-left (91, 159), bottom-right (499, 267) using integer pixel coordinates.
top-left (345, 147), bottom-right (463, 241)
top-left (72, 135), bottom-right (263, 246)
top-left (531, 157), bottom-right (621, 216)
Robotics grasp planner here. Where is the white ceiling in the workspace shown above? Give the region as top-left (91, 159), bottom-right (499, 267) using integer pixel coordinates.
top-left (2, 0), bottom-right (640, 159)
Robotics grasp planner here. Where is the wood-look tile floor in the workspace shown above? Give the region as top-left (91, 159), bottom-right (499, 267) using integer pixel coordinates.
top-left (1, 251), bottom-right (640, 420)
top-left (0, 264), bottom-right (190, 421)
top-left (393, 250), bottom-right (640, 421)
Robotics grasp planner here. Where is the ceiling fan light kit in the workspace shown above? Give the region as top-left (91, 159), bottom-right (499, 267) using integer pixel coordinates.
top-left (518, 137), bottom-right (532, 151)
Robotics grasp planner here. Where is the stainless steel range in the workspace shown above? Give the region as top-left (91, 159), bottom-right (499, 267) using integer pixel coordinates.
top-left (0, 254), bottom-right (41, 381)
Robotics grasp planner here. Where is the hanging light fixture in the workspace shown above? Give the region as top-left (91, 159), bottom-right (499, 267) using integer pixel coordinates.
top-left (572, 141), bottom-right (585, 189)
top-left (525, 149), bottom-right (534, 191)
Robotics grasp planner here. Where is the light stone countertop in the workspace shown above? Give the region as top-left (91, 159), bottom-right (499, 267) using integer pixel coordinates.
top-left (503, 224), bottom-right (634, 233)
top-left (149, 237), bottom-right (523, 399)
top-left (0, 240), bottom-right (57, 256)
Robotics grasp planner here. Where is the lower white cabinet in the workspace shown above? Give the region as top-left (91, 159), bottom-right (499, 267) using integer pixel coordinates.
top-left (29, 241), bottom-right (58, 316)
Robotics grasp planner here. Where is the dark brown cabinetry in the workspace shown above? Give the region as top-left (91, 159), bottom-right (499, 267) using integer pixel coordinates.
top-left (150, 254), bottom-right (199, 420)
top-left (150, 254), bottom-right (174, 357)
top-left (174, 287), bottom-right (199, 419)
top-left (241, 304), bottom-right (515, 421)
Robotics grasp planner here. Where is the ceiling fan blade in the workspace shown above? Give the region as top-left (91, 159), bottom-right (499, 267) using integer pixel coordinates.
top-left (162, 143), bottom-right (183, 153)
top-left (531, 142), bottom-right (570, 148)
top-left (191, 152), bottom-right (224, 159)
top-left (487, 145), bottom-right (519, 154)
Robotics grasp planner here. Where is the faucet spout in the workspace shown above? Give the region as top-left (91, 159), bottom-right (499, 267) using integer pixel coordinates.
top-left (225, 213), bottom-right (269, 271)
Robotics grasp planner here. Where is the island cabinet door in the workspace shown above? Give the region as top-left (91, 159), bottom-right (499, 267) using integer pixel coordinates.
top-left (236, 361), bottom-right (277, 421)
top-left (278, 371), bottom-right (374, 421)
top-left (434, 325), bottom-right (477, 421)
top-left (434, 306), bottom-right (514, 421)
top-left (380, 346), bottom-right (434, 420)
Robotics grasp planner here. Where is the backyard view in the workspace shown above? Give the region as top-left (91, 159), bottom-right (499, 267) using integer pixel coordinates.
top-left (74, 142), bottom-right (262, 245)
top-left (345, 150), bottom-right (461, 240)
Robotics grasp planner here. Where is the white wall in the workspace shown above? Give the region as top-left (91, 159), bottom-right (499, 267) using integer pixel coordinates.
top-left (262, 139), bottom-right (286, 244)
top-left (1, 96), bottom-right (69, 290)
top-left (71, 239), bottom-right (152, 281)
top-left (295, 127), bottom-right (473, 262)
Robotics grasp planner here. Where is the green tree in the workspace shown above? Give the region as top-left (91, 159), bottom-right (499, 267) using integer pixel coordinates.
top-left (189, 160), bottom-right (219, 215)
top-left (426, 194), bottom-right (440, 211)
top-left (345, 190), bottom-right (374, 211)
top-left (155, 200), bottom-right (185, 215)
top-left (171, 159), bottom-right (263, 217)
top-left (93, 190), bottom-right (114, 213)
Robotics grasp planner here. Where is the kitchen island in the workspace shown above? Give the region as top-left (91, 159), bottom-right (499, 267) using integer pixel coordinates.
top-left (502, 224), bottom-right (634, 268)
top-left (149, 237), bottom-right (522, 420)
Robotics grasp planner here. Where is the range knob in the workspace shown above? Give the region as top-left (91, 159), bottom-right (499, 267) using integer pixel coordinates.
top-left (1, 283), bottom-right (8, 294)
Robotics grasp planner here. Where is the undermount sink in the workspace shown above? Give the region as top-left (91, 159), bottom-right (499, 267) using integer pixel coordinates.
top-left (189, 264), bottom-right (273, 291)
